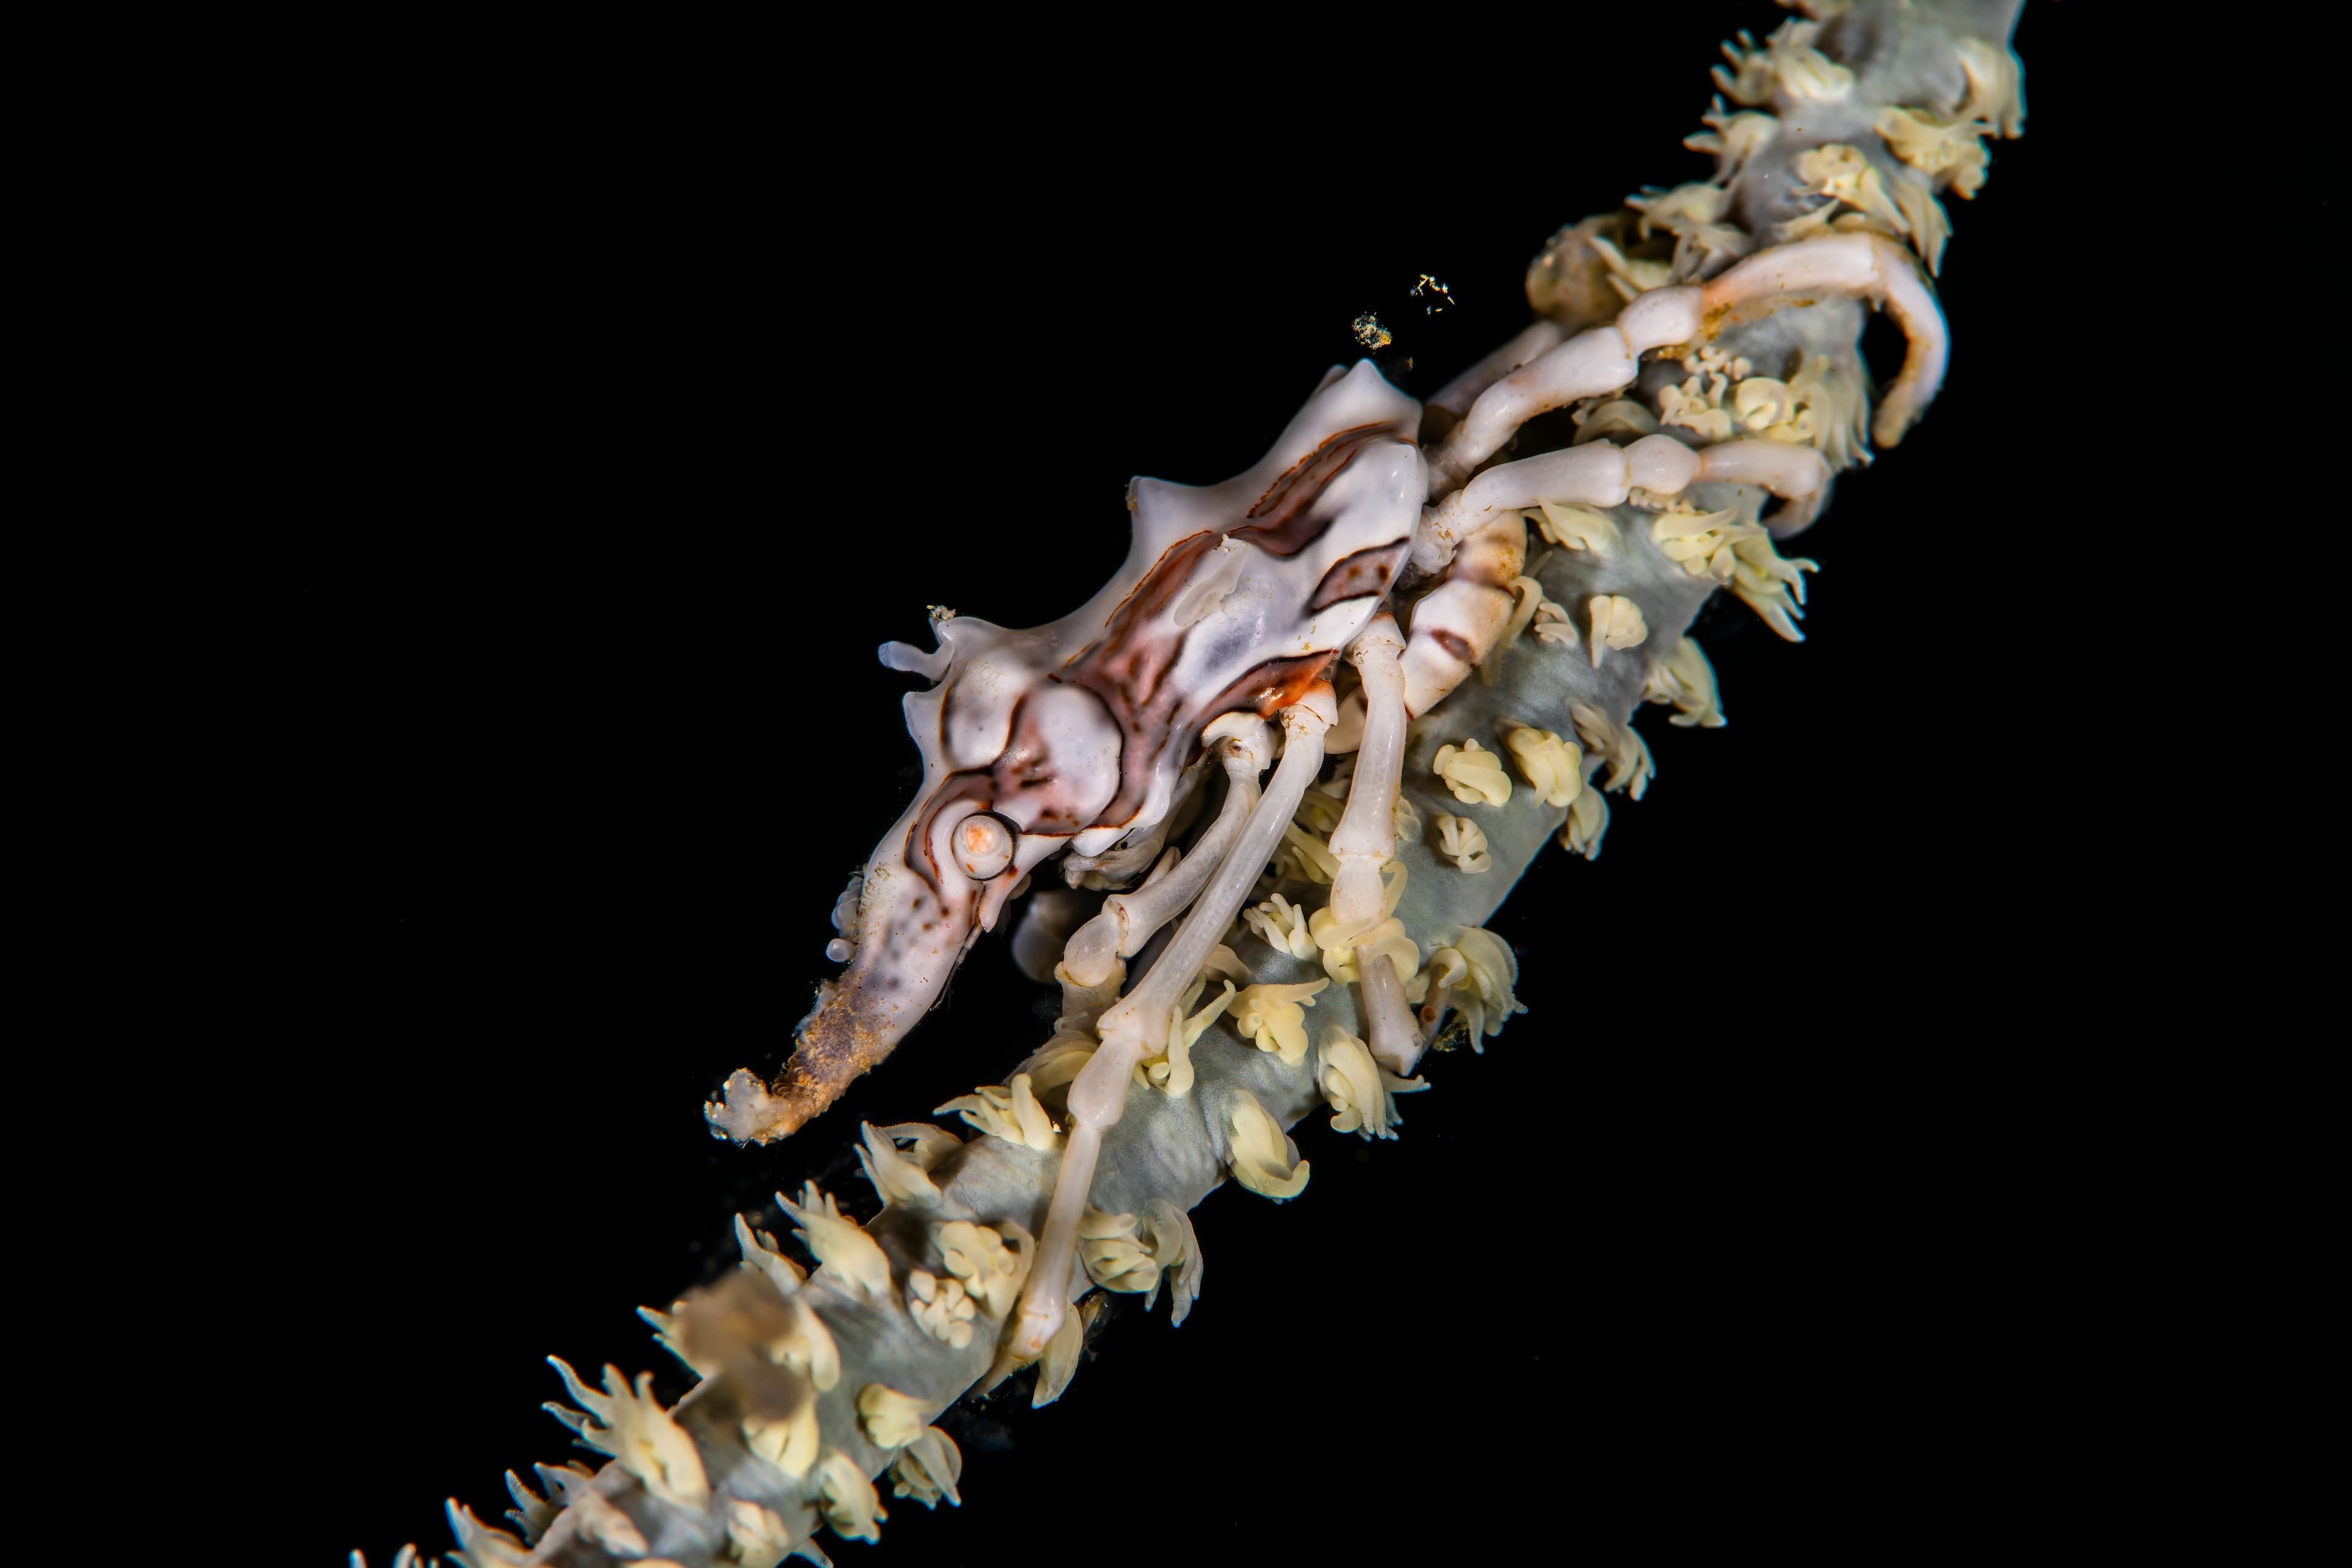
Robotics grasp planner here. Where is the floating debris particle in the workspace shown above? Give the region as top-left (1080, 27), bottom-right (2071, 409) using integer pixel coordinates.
top-left (1411, 274), bottom-right (1457, 314)
top-left (1351, 313), bottom-right (1392, 350)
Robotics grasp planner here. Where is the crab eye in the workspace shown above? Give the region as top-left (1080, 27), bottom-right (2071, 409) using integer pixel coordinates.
top-left (951, 812), bottom-right (1016, 880)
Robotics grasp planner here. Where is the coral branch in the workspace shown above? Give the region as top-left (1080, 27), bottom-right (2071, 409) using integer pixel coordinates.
top-left (358, 4), bottom-right (2029, 1562)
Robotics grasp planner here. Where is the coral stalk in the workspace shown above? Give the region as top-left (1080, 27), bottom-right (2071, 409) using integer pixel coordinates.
top-left (360, 4), bottom-right (2030, 1561)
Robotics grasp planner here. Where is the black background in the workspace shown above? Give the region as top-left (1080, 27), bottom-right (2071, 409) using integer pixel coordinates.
top-left (220, 9), bottom-right (2198, 1562)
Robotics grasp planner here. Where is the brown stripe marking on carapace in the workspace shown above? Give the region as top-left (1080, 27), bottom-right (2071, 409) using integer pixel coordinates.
top-left (902, 768), bottom-right (997, 903)
top-left (1070, 647), bottom-right (1338, 841)
top-left (1307, 540), bottom-right (1409, 612)
top-left (1054, 528), bottom-right (1221, 680)
top-left (1211, 650), bottom-right (1338, 719)
top-left (1232, 426), bottom-right (1392, 556)
top-left (1059, 530), bottom-right (1221, 689)
top-left (1059, 423), bottom-right (1397, 834)
top-left (1055, 530), bottom-right (1227, 832)
top-left (1429, 628), bottom-right (1474, 663)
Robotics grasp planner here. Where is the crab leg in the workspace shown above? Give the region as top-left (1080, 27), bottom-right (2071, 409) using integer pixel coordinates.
top-left (1701, 232), bottom-right (1946, 447)
top-left (1421, 320), bottom-right (1566, 441)
top-left (1323, 614), bottom-right (1421, 1075)
top-left (1422, 432), bottom-right (1828, 561)
top-left (1402, 429), bottom-right (1830, 717)
top-left (1326, 615), bottom-right (1406, 927)
top-left (1057, 713), bottom-right (1275, 988)
top-left (1400, 515), bottom-right (1528, 718)
top-left (1416, 445), bottom-right (1626, 570)
top-left (1420, 232), bottom-right (1945, 541)
top-left (1425, 286), bottom-right (1705, 497)
top-left (1009, 685), bottom-right (1337, 1361)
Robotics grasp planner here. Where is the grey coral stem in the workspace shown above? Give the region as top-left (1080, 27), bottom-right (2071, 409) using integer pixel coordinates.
top-left (403, 2), bottom-right (2030, 1562)
top-left (471, 535), bottom-right (1720, 1568)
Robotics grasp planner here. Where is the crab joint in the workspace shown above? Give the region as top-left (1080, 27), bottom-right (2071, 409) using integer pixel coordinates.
top-left (1327, 613), bottom-right (1406, 930)
top-left (1058, 712), bottom-right (1275, 987)
top-left (1009, 684), bottom-right (1337, 1362)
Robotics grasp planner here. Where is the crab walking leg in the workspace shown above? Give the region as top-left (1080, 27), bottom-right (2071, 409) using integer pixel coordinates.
top-left (1701, 232), bottom-right (1947, 448)
top-left (1327, 614), bottom-right (1406, 925)
top-left (1009, 685), bottom-right (1338, 1361)
top-left (1401, 432), bottom-right (1829, 717)
top-left (1421, 320), bottom-right (1565, 439)
top-left (1415, 430), bottom-right (1830, 573)
top-left (1420, 234), bottom-right (1945, 529)
top-left (1425, 287), bottom-right (1705, 496)
top-left (1691, 439), bottom-right (1831, 508)
top-left (1417, 445), bottom-right (1626, 570)
top-left (1057, 714), bottom-right (1276, 989)
top-left (1622, 431), bottom-right (1833, 515)
top-left (1400, 516), bottom-right (1528, 718)
top-left (1324, 614), bottom-right (1422, 1075)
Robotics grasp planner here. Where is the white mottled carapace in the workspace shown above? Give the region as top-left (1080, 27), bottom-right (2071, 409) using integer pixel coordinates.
top-left (706, 361), bottom-right (1426, 1143)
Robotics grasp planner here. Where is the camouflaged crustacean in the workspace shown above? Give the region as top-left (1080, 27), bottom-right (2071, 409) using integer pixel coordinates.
top-left (364, 5), bottom-right (2030, 1561)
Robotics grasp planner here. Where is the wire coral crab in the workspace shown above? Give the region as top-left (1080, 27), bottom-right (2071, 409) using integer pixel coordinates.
top-left (332, 4), bottom-right (2046, 1562)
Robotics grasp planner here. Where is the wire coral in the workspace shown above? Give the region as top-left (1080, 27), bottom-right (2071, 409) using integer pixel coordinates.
top-left (345, 5), bottom-right (2032, 1561)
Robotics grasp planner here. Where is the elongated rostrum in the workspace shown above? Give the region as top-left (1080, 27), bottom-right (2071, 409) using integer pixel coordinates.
top-left (366, 4), bottom-right (2030, 1562)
